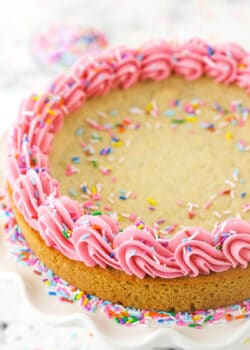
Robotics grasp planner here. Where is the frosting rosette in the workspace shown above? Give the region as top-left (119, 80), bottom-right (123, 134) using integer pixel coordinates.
top-left (114, 226), bottom-right (183, 279)
top-left (71, 214), bottom-right (120, 269)
top-left (216, 42), bottom-right (247, 62)
top-left (48, 75), bottom-right (86, 114)
top-left (204, 49), bottom-right (238, 84)
top-left (139, 40), bottom-right (173, 81)
top-left (72, 56), bottom-right (112, 98)
top-left (213, 219), bottom-right (250, 268)
top-left (7, 144), bottom-right (48, 187)
top-left (13, 168), bottom-right (59, 230)
top-left (38, 196), bottom-right (82, 260)
top-left (11, 94), bottom-right (64, 155)
top-left (169, 227), bottom-right (230, 276)
top-left (183, 38), bottom-right (209, 55)
top-left (173, 39), bottom-right (207, 80)
top-left (105, 47), bottom-right (140, 89)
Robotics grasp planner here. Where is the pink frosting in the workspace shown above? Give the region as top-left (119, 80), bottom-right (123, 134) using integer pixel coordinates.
top-left (216, 42), bottom-right (247, 62)
top-left (204, 52), bottom-right (238, 84)
top-left (48, 75), bottom-right (86, 114)
top-left (183, 38), bottom-right (209, 55)
top-left (173, 39), bottom-right (207, 80)
top-left (72, 56), bottom-right (112, 97)
top-left (7, 39), bottom-right (250, 279)
top-left (12, 94), bottom-right (64, 155)
top-left (13, 168), bottom-right (59, 230)
top-left (139, 40), bottom-right (173, 81)
top-left (104, 47), bottom-right (140, 89)
top-left (7, 144), bottom-right (48, 187)
top-left (172, 228), bottom-right (230, 276)
top-left (213, 219), bottom-right (250, 268)
top-left (113, 226), bottom-right (183, 279)
top-left (38, 196), bottom-right (82, 260)
top-left (204, 43), bottom-right (245, 85)
top-left (71, 214), bottom-right (120, 269)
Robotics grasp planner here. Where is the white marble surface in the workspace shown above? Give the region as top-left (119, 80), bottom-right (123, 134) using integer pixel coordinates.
top-left (1, 0), bottom-right (250, 349)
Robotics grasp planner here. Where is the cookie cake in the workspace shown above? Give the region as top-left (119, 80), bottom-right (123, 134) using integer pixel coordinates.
top-left (6, 38), bottom-right (250, 314)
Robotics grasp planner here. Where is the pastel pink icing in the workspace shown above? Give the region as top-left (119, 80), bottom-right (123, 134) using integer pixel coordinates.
top-left (7, 144), bottom-right (48, 187)
top-left (213, 219), bottom-right (250, 268)
top-left (71, 214), bottom-right (120, 269)
top-left (113, 226), bottom-right (183, 279)
top-left (173, 40), bottom-right (207, 80)
top-left (13, 168), bottom-right (59, 230)
top-left (38, 196), bottom-right (82, 260)
top-left (139, 40), bottom-right (173, 81)
top-left (104, 47), bottom-right (140, 89)
top-left (48, 75), bottom-right (86, 114)
top-left (14, 94), bottom-right (64, 154)
top-left (171, 228), bottom-right (230, 276)
top-left (7, 39), bottom-right (250, 279)
top-left (72, 56), bottom-right (112, 98)
top-left (204, 52), bottom-right (238, 84)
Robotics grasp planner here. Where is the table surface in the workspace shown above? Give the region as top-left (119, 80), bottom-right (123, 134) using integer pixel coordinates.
top-left (1, 0), bottom-right (250, 349)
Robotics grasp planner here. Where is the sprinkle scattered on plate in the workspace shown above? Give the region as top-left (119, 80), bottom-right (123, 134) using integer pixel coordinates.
top-left (30, 24), bottom-right (108, 72)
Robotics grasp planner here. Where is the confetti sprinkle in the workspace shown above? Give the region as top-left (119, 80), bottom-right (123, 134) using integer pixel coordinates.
top-left (236, 140), bottom-right (250, 152)
top-left (65, 164), bottom-right (79, 176)
top-left (92, 160), bottom-right (98, 168)
top-left (31, 24), bottom-right (107, 72)
top-left (147, 197), bottom-right (158, 206)
top-left (75, 127), bottom-right (84, 136)
top-left (146, 100), bottom-right (159, 117)
top-left (100, 146), bottom-right (112, 156)
top-left (188, 211), bottom-right (196, 219)
top-left (71, 156), bottom-right (81, 164)
top-left (92, 211), bottom-right (102, 216)
top-left (68, 188), bottom-right (77, 197)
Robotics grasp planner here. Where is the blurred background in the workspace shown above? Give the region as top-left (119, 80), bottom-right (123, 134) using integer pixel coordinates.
top-left (1, 0), bottom-right (250, 349)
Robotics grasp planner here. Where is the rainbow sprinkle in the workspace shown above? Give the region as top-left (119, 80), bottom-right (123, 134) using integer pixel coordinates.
top-left (31, 25), bottom-right (107, 72)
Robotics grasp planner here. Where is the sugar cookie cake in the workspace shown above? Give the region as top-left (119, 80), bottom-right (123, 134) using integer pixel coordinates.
top-left (7, 39), bottom-right (250, 312)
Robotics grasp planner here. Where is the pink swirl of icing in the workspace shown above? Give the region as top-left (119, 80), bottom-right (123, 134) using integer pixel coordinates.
top-left (216, 42), bottom-right (247, 62)
top-left (72, 56), bottom-right (112, 98)
top-left (204, 50), bottom-right (238, 84)
top-left (182, 38), bottom-right (209, 55)
top-left (38, 196), bottom-right (82, 260)
top-left (13, 168), bottom-right (59, 230)
top-left (7, 144), bottom-right (48, 187)
top-left (138, 40), bottom-right (173, 81)
top-left (12, 94), bottom-right (64, 155)
top-left (212, 219), bottom-right (250, 268)
top-left (71, 214), bottom-right (120, 269)
top-left (113, 226), bottom-right (183, 279)
top-left (169, 227), bottom-right (230, 276)
top-left (48, 75), bottom-right (86, 114)
top-left (173, 39), bottom-right (207, 80)
top-left (103, 47), bottom-right (140, 89)
top-left (223, 234), bottom-right (250, 268)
